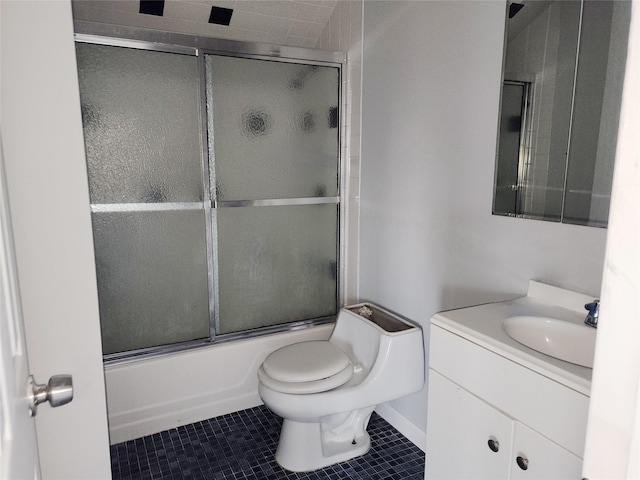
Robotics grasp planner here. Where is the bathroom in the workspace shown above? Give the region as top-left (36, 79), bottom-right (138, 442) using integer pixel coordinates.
top-left (1, 0), bottom-right (638, 479)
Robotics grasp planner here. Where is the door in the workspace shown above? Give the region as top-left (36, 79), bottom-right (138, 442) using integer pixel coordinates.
top-left (0, 140), bottom-right (40, 480)
top-left (0, 1), bottom-right (112, 478)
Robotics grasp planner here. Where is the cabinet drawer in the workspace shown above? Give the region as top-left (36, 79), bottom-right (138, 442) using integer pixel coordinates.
top-left (429, 325), bottom-right (589, 457)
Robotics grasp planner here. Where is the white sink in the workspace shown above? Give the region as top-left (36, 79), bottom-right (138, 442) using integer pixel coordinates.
top-left (502, 316), bottom-right (596, 368)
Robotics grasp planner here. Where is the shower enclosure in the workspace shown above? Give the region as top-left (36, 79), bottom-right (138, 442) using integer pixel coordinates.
top-left (74, 26), bottom-right (343, 361)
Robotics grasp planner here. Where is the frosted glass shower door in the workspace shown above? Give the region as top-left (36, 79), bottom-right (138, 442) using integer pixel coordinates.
top-left (206, 55), bottom-right (340, 334)
top-left (76, 43), bottom-right (210, 355)
top-left (76, 40), bottom-right (341, 357)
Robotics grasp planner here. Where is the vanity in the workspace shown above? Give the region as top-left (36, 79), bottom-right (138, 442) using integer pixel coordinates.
top-left (425, 281), bottom-right (596, 479)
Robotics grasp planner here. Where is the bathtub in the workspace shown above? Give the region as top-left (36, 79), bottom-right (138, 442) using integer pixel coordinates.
top-left (104, 324), bottom-right (333, 444)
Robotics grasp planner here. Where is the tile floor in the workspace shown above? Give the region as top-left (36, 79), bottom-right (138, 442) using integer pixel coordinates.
top-left (110, 405), bottom-right (425, 479)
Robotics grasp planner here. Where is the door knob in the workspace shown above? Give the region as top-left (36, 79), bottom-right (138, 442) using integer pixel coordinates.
top-left (28, 374), bottom-right (73, 416)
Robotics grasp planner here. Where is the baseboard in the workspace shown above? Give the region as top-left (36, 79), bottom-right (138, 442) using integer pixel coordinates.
top-left (375, 403), bottom-right (426, 453)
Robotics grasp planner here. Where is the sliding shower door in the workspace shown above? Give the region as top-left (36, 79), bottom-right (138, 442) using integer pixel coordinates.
top-left (75, 39), bottom-right (341, 359)
top-left (206, 55), bottom-right (340, 334)
top-left (76, 43), bottom-right (210, 355)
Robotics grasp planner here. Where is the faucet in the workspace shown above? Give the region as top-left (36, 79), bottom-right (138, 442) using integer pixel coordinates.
top-left (584, 300), bottom-right (600, 328)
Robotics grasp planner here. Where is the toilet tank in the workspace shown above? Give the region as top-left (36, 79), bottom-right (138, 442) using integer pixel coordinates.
top-left (330, 303), bottom-right (421, 376)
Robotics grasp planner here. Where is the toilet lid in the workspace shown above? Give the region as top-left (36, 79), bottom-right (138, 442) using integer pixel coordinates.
top-left (262, 341), bottom-right (351, 383)
top-left (259, 340), bottom-right (354, 394)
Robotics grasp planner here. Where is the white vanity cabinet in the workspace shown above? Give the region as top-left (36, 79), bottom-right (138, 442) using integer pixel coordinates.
top-left (427, 370), bottom-right (582, 479)
top-left (425, 302), bottom-right (591, 480)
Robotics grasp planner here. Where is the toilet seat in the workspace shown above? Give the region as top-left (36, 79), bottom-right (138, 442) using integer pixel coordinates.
top-left (258, 340), bottom-right (354, 394)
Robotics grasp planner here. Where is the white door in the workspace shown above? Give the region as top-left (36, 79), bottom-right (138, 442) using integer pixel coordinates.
top-left (1, 1), bottom-right (112, 478)
top-left (0, 140), bottom-right (40, 480)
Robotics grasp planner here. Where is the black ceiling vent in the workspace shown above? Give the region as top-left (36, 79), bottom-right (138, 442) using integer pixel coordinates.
top-left (209, 6), bottom-right (233, 26)
top-left (139, 0), bottom-right (165, 16)
top-left (509, 3), bottom-right (525, 18)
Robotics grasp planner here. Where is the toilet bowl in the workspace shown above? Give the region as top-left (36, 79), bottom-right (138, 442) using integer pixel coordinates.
top-left (257, 303), bottom-right (424, 472)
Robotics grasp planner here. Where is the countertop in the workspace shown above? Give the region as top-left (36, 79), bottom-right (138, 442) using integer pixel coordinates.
top-left (430, 281), bottom-right (594, 396)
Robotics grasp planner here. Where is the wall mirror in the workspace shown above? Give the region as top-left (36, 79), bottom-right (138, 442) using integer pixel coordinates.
top-left (493, 0), bottom-right (631, 227)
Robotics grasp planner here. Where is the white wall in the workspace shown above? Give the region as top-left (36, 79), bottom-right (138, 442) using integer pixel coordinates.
top-left (360, 0), bottom-right (608, 433)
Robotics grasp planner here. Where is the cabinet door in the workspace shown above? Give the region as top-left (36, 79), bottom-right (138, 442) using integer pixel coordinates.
top-left (426, 370), bottom-right (514, 479)
top-left (511, 422), bottom-right (583, 479)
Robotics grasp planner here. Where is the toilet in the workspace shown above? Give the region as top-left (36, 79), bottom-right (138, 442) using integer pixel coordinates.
top-left (257, 303), bottom-right (424, 472)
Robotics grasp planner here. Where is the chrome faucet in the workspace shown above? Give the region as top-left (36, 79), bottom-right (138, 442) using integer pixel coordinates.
top-left (584, 300), bottom-right (600, 328)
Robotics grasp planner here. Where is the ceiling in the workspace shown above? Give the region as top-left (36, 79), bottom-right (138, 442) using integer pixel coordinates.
top-left (72, 0), bottom-right (338, 49)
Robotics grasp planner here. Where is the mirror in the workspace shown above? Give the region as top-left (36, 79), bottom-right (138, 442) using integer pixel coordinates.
top-left (493, 0), bottom-right (631, 227)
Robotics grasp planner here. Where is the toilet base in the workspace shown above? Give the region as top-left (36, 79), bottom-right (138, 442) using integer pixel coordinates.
top-left (275, 407), bottom-right (375, 472)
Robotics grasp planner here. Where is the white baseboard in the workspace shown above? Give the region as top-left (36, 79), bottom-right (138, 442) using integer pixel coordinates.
top-left (375, 402), bottom-right (426, 453)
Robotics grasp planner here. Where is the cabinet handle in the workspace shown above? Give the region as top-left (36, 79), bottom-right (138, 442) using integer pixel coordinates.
top-left (516, 455), bottom-right (529, 470)
top-left (487, 437), bottom-right (500, 452)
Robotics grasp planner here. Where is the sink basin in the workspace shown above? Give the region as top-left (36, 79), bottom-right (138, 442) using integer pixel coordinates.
top-left (502, 316), bottom-right (596, 368)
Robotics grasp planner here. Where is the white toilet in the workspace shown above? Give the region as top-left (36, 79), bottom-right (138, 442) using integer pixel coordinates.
top-left (257, 303), bottom-right (424, 472)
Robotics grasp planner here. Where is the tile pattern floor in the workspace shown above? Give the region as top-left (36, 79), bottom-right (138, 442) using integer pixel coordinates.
top-left (110, 405), bottom-right (425, 479)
